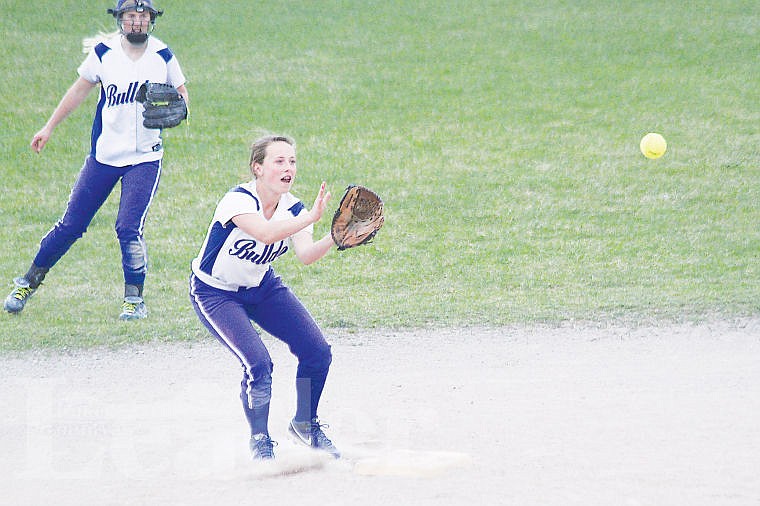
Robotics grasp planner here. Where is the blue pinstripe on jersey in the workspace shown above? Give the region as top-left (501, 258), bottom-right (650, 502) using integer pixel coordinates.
top-left (288, 201), bottom-right (305, 216)
top-left (198, 221), bottom-right (235, 275)
top-left (90, 90), bottom-right (106, 157)
top-left (157, 47), bottom-right (173, 62)
top-left (94, 42), bottom-right (111, 62)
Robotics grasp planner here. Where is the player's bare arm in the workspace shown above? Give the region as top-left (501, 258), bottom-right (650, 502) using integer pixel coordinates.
top-left (31, 77), bottom-right (96, 153)
top-left (292, 230), bottom-right (336, 265)
top-left (290, 183), bottom-right (335, 264)
top-left (231, 211), bottom-right (313, 245)
top-left (231, 182), bottom-right (331, 246)
top-left (176, 83), bottom-right (188, 105)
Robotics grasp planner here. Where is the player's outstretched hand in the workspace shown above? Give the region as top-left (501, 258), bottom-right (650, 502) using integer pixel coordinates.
top-left (309, 182), bottom-right (332, 223)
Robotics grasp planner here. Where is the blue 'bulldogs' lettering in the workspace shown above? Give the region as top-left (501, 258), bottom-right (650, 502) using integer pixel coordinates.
top-left (104, 81), bottom-right (142, 107)
top-left (229, 239), bottom-right (288, 265)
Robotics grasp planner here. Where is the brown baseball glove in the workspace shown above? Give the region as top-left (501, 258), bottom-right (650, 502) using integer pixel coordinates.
top-left (331, 185), bottom-right (385, 251)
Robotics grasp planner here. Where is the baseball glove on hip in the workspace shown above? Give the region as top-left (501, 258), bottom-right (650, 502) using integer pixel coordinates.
top-left (331, 185), bottom-right (385, 251)
top-left (136, 82), bottom-right (187, 129)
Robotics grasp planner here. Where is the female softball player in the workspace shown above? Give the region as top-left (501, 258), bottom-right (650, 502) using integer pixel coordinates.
top-left (189, 135), bottom-right (340, 460)
top-left (4, 0), bottom-right (188, 320)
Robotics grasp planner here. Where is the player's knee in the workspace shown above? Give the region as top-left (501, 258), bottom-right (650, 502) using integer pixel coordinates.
top-left (118, 237), bottom-right (147, 270)
top-left (116, 228), bottom-right (143, 246)
top-left (243, 360), bottom-right (273, 382)
top-left (242, 361), bottom-right (274, 407)
top-left (247, 380), bottom-right (272, 408)
top-left (304, 343), bottom-right (332, 373)
top-left (320, 344), bottom-right (333, 369)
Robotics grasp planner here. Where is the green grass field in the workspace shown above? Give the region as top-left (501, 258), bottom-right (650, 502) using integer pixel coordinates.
top-left (1, 0), bottom-right (758, 349)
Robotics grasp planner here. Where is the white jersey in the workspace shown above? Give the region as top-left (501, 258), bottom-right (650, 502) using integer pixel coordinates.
top-left (77, 34), bottom-right (186, 167)
top-left (191, 181), bottom-right (314, 291)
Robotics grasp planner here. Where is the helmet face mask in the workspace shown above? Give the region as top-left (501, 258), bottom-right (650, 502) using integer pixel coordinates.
top-left (107, 0), bottom-right (164, 44)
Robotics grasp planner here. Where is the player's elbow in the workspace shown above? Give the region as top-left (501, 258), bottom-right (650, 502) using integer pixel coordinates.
top-left (294, 243), bottom-right (327, 265)
top-left (296, 252), bottom-right (318, 266)
top-left (254, 230), bottom-right (284, 246)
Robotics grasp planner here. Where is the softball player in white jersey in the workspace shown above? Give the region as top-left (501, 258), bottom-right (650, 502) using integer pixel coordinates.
top-left (190, 135), bottom-right (341, 460)
top-left (4, 0), bottom-right (187, 320)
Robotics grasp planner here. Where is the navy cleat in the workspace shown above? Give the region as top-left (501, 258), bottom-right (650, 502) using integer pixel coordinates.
top-left (250, 433), bottom-right (276, 460)
top-left (289, 417), bottom-right (341, 459)
top-left (4, 277), bottom-right (37, 314)
top-left (119, 296), bottom-right (148, 320)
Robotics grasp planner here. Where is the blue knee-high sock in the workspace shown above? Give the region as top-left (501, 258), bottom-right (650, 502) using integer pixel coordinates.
top-left (295, 374), bottom-right (327, 422)
top-left (243, 401), bottom-right (270, 436)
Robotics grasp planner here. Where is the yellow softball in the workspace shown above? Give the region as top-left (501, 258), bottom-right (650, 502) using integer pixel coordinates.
top-left (640, 133), bottom-right (667, 159)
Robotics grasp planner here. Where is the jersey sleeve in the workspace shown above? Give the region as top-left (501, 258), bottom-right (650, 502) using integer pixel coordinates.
top-left (165, 50), bottom-right (186, 88)
top-left (214, 191), bottom-right (260, 227)
top-left (77, 49), bottom-right (103, 84)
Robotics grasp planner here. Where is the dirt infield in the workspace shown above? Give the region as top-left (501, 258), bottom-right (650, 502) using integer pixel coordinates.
top-left (2, 320), bottom-right (759, 505)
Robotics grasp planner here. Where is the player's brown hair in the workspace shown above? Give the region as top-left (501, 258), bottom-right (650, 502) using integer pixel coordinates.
top-left (249, 135), bottom-right (295, 169)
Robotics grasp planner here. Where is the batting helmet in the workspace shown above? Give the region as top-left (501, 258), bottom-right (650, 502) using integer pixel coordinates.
top-left (108, 0), bottom-right (163, 19)
top-left (107, 0), bottom-right (164, 44)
